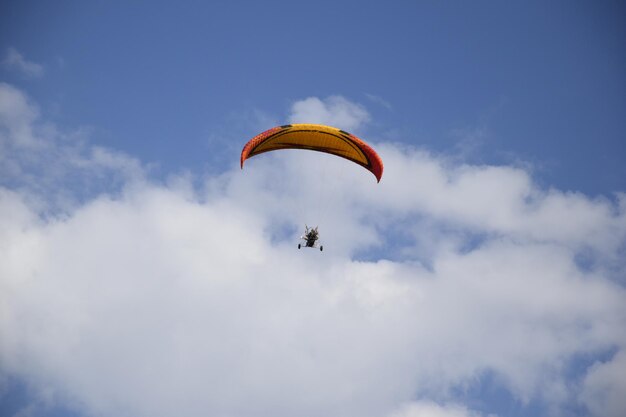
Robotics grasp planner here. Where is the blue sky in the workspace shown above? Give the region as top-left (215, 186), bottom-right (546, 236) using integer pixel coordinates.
top-left (1, 2), bottom-right (625, 417)
top-left (2, 1), bottom-right (625, 193)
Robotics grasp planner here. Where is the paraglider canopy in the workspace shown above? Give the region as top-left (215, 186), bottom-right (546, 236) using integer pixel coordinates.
top-left (241, 124), bottom-right (384, 182)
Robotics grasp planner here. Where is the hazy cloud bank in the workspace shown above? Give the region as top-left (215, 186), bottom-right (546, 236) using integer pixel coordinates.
top-left (1, 86), bottom-right (625, 417)
top-left (2, 48), bottom-right (44, 79)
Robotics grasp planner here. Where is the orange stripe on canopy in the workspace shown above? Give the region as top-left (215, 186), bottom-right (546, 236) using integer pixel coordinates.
top-left (240, 124), bottom-right (383, 182)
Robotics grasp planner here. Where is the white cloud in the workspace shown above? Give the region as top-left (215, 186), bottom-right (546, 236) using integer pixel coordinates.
top-left (1, 89), bottom-right (625, 417)
top-left (288, 96), bottom-right (370, 132)
top-left (0, 83), bottom-right (144, 211)
top-left (386, 401), bottom-right (486, 417)
top-left (0, 82), bottom-right (41, 149)
top-left (2, 48), bottom-right (44, 78)
top-left (361, 144), bottom-right (626, 257)
top-left (581, 351), bottom-right (626, 417)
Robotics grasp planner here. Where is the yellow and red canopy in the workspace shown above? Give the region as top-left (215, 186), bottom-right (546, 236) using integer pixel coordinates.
top-left (241, 124), bottom-right (383, 182)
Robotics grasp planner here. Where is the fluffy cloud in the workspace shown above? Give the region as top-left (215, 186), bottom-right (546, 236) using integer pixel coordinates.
top-left (365, 145), bottom-right (626, 260)
top-left (288, 95), bottom-right (370, 132)
top-left (386, 401), bottom-right (485, 417)
top-left (1, 88), bottom-right (625, 417)
top-left (581, 351), bottom-right (626, 417)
